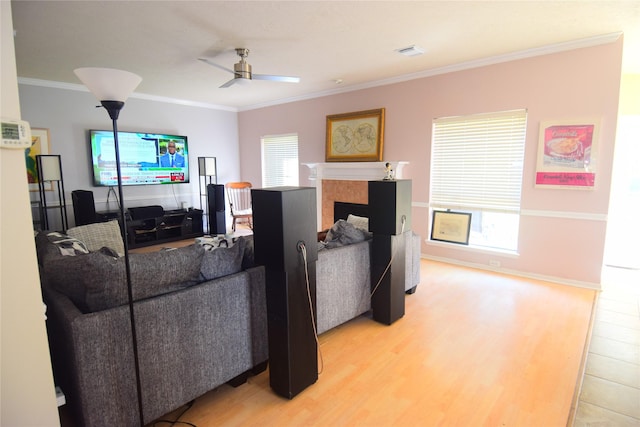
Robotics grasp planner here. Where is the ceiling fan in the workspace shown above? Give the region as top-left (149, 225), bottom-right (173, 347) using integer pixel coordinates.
top-left (198, 48), bottom-right (300, 88)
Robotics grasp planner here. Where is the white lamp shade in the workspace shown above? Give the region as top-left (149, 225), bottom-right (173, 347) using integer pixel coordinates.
top-left (74, 67), bottom-right (142, 102)
top-left (198, 157), bottom-right (217, 176)
top-left (38, 155), bottom-right (62, 181)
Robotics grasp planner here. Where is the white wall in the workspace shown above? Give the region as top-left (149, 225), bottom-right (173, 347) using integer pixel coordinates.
top-left (19, 83), bottom-right (241, 228)
top-left (1, 1), bottom-right (60, 425)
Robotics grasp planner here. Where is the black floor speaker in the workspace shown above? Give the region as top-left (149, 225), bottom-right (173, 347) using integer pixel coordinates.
top-left (71, 190), bottom-right (97, 226)
top-left (371, 232), bottom-right (409, 324)
top-left (251, 186), bottom-right (318, 399)
top-left (206, 184), bottom-right (226, 234)
top-left (368, 179), bottom-right (412, 235)
top-left (368, 179), bottom-right (412, 325)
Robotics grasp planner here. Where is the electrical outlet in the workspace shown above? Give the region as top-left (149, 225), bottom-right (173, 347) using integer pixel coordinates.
top-left (489, 259), bottom-right (501, 267)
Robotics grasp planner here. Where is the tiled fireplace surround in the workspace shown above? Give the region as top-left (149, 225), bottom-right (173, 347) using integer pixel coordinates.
top-left (304, 162), bottom-right (407, 230)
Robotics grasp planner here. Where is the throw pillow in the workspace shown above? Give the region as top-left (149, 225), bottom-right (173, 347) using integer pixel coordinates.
top-left (46, 244), bottom-right (205, 313)
top-left (46, 232), bottom-right (90, 256)
top-left (200, 237), bottom-right (245, 281)
top-left (347, 214), bottom-right (369, 232)
top-left (44, 248), bottom-right (116, 312)
top-left (324, 219), bottom-right (371, 249)
top-left (67, 220), bottom-right (125, 256)
top-left (35, 231), bottom-right (65, 265)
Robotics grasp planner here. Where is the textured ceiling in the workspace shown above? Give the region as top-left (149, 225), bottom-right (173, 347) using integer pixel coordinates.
top-left (11, 1), bottom-right (640, 110)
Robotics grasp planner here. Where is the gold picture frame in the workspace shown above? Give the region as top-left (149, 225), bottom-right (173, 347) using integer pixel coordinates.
top-left (326, 108), bottom-right (385, 162)
top-left (25, 128), bottom-right (52, 192)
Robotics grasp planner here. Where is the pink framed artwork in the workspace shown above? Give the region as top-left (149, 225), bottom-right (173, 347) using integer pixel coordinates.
top-left (535, 119), bottom-right (600, 189)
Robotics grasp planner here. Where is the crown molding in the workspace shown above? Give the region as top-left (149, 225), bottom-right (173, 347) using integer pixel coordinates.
top-left (17, 77), bottom-right (238, 112)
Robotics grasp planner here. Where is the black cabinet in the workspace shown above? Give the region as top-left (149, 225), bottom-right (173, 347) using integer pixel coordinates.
top-left (127, 208), bottom-right (203, 248)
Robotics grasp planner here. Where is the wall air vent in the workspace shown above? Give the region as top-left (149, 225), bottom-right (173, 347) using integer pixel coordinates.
top-left (395, 45), bottom-right (425, 57)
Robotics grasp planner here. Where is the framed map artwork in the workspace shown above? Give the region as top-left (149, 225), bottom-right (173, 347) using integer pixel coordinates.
top-left (326, 108), bottom-right (384, 162)
top-left (25, 128), bottom-right (52, 191)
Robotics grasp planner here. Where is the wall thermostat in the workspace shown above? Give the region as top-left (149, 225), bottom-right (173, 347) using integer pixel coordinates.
top-left (1, 118), bottom-right (32, 149)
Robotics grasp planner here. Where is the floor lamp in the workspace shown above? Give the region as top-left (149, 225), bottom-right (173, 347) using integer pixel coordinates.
top-left (74, 67), bottom-right (145, 426)
top-left (36, 154), bottom-right (68, 231)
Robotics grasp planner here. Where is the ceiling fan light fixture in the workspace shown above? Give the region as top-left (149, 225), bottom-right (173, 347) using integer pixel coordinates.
top-left (200, 47), bottom-right (298, 88)
top-left (234, 60), bottom-right (252, 80)
top-left (395, 45), bottom-right (425, 57)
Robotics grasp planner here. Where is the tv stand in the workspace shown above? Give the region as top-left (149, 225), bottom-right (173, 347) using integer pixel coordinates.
top-left (126, 206), bottom-right (204, 249)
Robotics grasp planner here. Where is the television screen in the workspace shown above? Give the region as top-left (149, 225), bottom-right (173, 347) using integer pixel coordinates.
top-left (89, 130), bottom-right (190, 186)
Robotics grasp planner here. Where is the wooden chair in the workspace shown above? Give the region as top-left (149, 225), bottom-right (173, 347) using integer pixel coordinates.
top-left (225, 181), bottom-right (253, 231)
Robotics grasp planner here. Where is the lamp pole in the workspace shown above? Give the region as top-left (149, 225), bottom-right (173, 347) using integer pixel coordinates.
top-left (74, 68), bottom-right (144, 426)
top-left (102, 100), bottom-right (144, 426)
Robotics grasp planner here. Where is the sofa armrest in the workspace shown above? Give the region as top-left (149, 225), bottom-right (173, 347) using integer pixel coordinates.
top-left (42, 285), bottom-right (139, 427)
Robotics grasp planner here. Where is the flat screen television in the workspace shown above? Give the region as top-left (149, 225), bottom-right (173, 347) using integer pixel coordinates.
top-left (89, 130), bottom-right (190, 187)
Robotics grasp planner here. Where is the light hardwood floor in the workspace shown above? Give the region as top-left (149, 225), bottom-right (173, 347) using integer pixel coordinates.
top-left (145, 259), bottom-right (595, 426)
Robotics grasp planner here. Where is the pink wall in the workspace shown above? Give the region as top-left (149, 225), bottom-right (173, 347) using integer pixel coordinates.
top-left (238, 38), bottom-right (623, 287)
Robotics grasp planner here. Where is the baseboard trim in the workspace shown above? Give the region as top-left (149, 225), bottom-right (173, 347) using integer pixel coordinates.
top-left (421, 254), bottom-right (601, 291)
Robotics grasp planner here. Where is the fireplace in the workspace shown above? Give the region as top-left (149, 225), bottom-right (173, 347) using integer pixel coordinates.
top-left (303, 162), bottom-right (408, 230)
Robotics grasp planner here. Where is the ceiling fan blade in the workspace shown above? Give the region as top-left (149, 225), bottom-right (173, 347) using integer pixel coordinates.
top-left (198, 58), bottom-right (234, 75)
top-left (253, 74), bottom-right (300, 83)
top-left (219, 78), bottom-right (238, 88)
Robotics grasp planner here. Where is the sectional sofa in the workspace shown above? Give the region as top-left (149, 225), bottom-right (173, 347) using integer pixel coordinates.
top-left (36, 216), bottom-right (420, 425)
top-left (37, 221), bottom-right (268, 426)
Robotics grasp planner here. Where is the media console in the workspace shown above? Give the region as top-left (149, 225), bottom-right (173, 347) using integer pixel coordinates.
top-left (126, 206), bottom-right (203, 249)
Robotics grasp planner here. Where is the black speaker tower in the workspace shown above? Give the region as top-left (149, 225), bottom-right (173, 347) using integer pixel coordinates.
top-left (252, 186), bottom-right (318, 399)
top-left (206, 184), bottom-right (226, 234)
top-left (71, 190), bottom-right (97, 226)
top-left (368, 179), bottom-right (412, 325)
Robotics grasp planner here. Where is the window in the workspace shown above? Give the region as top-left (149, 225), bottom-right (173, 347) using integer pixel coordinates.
top-left (430, 109), bottom-right (527, 251)
top-left (261, 133), bottom-right (299, 188)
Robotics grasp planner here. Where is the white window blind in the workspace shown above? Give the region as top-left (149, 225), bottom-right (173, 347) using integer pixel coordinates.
top-left (261, 133), bottom-right (299, 188)
top-left (431, 109), bottom-right (527, 213)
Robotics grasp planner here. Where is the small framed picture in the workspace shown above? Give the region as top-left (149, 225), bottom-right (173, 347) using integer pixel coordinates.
top-left (430, 210), bottom-right (472, 245)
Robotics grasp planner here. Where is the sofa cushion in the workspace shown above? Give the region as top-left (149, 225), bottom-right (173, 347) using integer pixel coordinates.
top-left (200, 237), bottom-right (245, 281)
top-left (45, 244), bottom-right (205, 313)
top-left (66, 220), bottom-right (125, 256)
top-left (240, 235), bottom-right (255, 269)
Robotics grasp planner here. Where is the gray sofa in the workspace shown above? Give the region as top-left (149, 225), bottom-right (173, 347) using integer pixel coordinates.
top-left (316, 230), bottom-right (421, 334)
top-left (36, 215), bottom-right (419, 425)
top-left (37, 229), bottom-right (268, 427)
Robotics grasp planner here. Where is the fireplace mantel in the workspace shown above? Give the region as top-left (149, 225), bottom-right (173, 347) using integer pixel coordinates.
top-left (303, 162), bottom-right (408, 229)
top-left (303, 161), bottom-right (408, 182)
